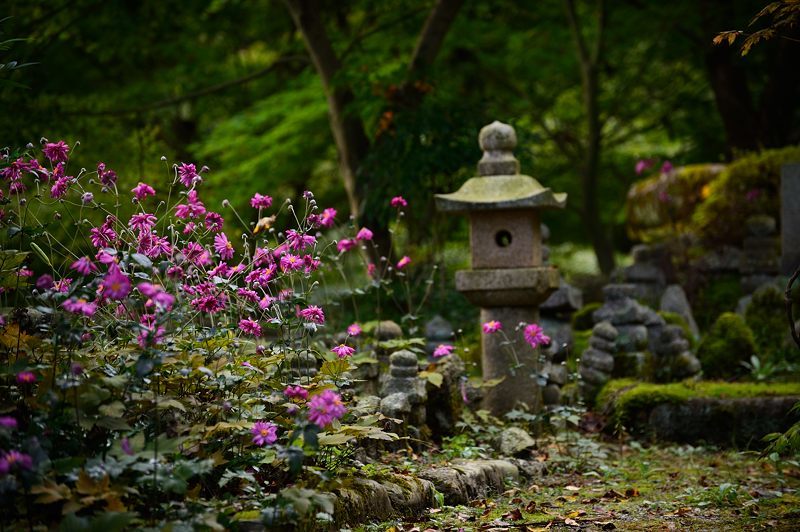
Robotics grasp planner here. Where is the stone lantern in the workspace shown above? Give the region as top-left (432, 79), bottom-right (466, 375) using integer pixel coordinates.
top-left (435, 121), bottom-right (566, 415)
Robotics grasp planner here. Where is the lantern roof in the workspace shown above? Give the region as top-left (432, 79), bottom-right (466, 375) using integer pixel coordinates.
top-left (435, 121), bottom-right (567, 213)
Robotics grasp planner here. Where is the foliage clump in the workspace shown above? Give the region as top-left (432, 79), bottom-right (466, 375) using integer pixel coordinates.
top-left (697, 313), bottom-right (757, 378)
top-left (571, 302), bottom-right (601, 331)
top-left (693, 145), bottom-right (800, 245)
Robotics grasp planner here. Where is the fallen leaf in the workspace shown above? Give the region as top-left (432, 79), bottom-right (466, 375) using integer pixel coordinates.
top-left (564, 517), bottom-right (580, 527)
top-left (525, 500), bottom-right (537, 513)
top-left (502, 508), bottom-right (523, 521)
top-left (603, 489), bottom-right (625, 500)
top-left (598, 522), bottom-right (616, 530)
top-left (565, 485), bottom-right (581, 491)
top-left (625, 487), bottom-right (640, 497)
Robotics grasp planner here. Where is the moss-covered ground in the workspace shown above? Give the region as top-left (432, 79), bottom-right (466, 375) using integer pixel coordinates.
top-left (356, 434), bottom-right (800, 531)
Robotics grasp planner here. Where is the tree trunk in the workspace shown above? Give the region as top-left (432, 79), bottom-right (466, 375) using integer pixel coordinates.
top-left (282, 0), bottom-right (370, 221)
top-left (565, 0), bottom-right (615, 275)
top-left (704, 44), bottom-right (759, 153)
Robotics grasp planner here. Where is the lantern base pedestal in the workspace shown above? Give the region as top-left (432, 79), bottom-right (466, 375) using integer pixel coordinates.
top-left (480, 307), bottom-right (544, 416)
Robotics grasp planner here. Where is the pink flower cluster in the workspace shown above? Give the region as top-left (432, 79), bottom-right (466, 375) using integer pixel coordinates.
top-left (307, 390), bottom-right (347, 428)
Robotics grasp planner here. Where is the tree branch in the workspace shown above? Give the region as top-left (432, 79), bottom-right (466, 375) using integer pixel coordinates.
top-left (407, 0), bottom-right (465, 78)
top-left (64, 56), bottom-right (308, 117)
top-left (564, 0), bottom-right (590, 66)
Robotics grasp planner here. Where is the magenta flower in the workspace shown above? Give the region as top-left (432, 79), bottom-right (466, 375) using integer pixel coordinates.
top-left (43, 140), bottom-right (70, 163)
top-left (137, 325), bottom-right (165, 348)
top-left (390, 196), bottom-right (408, 208)
top-left (205, 212), bottom-right (224, 232)
top-left (660, 160), bottom-right (674, 174)
top-left (356, 227), bottom-right (373, 241)
top-left (177, 162), bottom-right (200, 187)
top-left (331, 344), bottom-right (355, 358)
top-left (132, 182), bottom-right (156, 201)
top-left (523, 323), bottom-right (551, 349)
top-left (50, 173), bottom-right (74, 198)
top-left (635, 158), bottom-right (654, 175)
top-left (433, 344), bottom-right (454, 358)
top-left (250, 193), bottom-right (273, 209)
top-left (346, 323), bottom-right (362, 337)
top-left (482, 320), bottom-right (502, 334)
top-left (121, 437), bottom-right (134, 456)
top-left (137, 283), bottom-right (175, 311)
top-left (284, 385), bottom-right (308, 400)
top-left (0, 416), bottom-right (17, 429)
top-left (36, 274), bottom-right (54, 290)
top-left (298, 305), bottom-right (325, 324)
top-left (175, 190), bottom-right (206, 219)
top-left (97, 162), bottom-right (117, 186)
top-left (101, 264), bottom-right (131, 300)
top-left (308, 390), bottom-right (347, 428)
top-left (53, 278), bottom-right (72, 293)
top-left (251, 421), bottom-right (278, 446)
top-left (214, 232), bottom-right (234, 260)
top-left (246, 266), bottom-right (276, 286)
top-left (286, 229), bottom-right (316, 251)
top-left (280, 253), bottom-right (303, 271)
top-left (239, 318), bottom-right (262, 337)
top-left (259, 295), bottom-right (276, 310)
top-left (337, 239), bottom-right (357, 253)
top-left (129, 213), bottom-right (157, 231)
top-left (745, 188), bottom-right (761, 202)
top-left (657, 190), bottom-right (671, 203)
top-left (316, 207), bottom-right (336, 228)
top-left (70, 256), bottom-right (98, 276)
top-left (81, 192), bottom-right (94, 204)
top-left (62, 298), bottom-right (98, 317)
top-left (367, 263), bottom-right (377, 277)
top-left (396, 255), bottom-right (411, 269)
top-left (16, 371), bottom-right (36, 384)
top-left (1, 450), bottom-right (33, 472)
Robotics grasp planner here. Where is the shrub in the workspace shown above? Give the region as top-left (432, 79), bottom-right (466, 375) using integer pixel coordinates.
top-left (697, 313), bottom-right (757, 378)
top-left (571, 302), bottom-right (601, 331)
top-left (693, 145), bottom-right (800, 245)
top-left (626, 163), bottom-right (724, 243)
top-left (0, 141), bottom-right (413, 528)
top-left (745, 284), bottom-right (797, 364)
top-left (693, 274), bottom-right (743, 332)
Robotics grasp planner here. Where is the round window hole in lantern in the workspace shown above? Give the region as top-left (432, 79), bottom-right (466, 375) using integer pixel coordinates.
top-left (495, 230), bottom-right (512, 248)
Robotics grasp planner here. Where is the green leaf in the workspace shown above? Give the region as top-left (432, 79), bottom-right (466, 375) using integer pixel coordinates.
top-left (420, 370), bottom-right (443, 387)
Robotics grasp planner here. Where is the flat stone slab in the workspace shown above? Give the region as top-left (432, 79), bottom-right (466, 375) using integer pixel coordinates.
top-left (418, 459), bottom-right (519, 505)
top-left (455, 267), bottom-right (560, 307)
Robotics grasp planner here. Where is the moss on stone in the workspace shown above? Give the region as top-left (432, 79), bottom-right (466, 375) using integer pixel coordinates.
top-left (597, 378), bottom-right (800, 426)
top-left (694, 145), bottom-right (800, 245)
top-left (658, 310), bottom-right (697, 349)
top-left (572, 302), bottom-right (601, 331)
top-left (697, 312), bottom-right (756, 378)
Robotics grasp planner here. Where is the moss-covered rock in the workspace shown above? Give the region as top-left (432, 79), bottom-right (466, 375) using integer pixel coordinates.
top-left (597, 379), bottom-right (800, 447)
top-left (693, 145), bottom-right (800, 245)
top-left (597, 378), bottom-right (800, 425)
top-left (745, 283), bottom-right (797, 364)
top-left (697, 313), bottom-right (756, 378)
top-left (693, 274), bottom-right (743, 332)
top-left (572, 302), bottom-right (601, 331)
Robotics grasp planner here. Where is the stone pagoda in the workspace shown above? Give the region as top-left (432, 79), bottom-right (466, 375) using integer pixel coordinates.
top-left (435, 121), bottom-right (567, 415)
